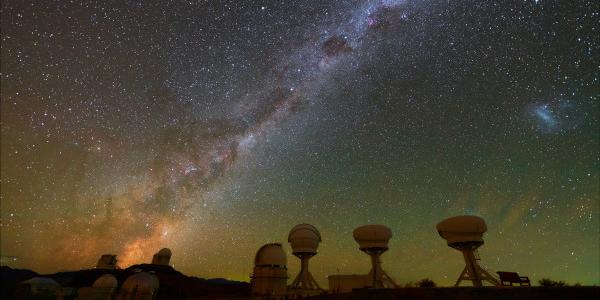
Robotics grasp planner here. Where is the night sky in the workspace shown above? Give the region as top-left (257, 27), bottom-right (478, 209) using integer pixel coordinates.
top-left (1, 0), bottom-right (598, 286)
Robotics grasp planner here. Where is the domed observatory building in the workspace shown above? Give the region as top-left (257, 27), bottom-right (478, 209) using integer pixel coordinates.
top-left (437, 215), bottom-right (500, 287)
top-left (116, 272), bottom-right (159, 300)
top-left (91, 274), bottom-right (118, 300)
top-left (353, 225), bottom-right (398, 289)
top-left (96, 254), bottom-right (118, 269)
top-left (14, 277), bottom-right (61, 300)
top-left (152, 248), bottom-right (172, 266)
top-left (251, 243), bottom-right (288, 298)
top-left (287, 224), bottom-right (323, 297)
top-left (77, 274), bottom-right (118, 300)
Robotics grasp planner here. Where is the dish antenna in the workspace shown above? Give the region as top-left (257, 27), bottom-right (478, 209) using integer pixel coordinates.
top-left (288, 224), bottom-right (322, 291)
top-left (352, 225), bottom-right (398, 288)
top-left (437, 215), bottom-right (500, 287)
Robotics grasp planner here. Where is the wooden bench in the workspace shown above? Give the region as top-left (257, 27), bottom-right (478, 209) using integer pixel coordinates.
top-left (497, 271), bottom-right (531, 286)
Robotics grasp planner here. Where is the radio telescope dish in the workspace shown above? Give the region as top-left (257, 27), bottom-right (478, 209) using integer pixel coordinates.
top-left (437, 215), bottom-right (500, 287)
top-left (288, 224), bottom-right (323, 294)
top-left (353, 225), bottom-right (398, 289)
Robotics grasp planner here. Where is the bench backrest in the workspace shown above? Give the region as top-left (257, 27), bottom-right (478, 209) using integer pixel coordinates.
top-left (497, 272), bottom-right (521, 281)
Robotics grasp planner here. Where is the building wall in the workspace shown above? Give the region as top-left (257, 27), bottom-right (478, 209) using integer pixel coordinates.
top-left (251, 267), bottom-right (288, 297)
top-left (327, 275), bottom-right (369, 294)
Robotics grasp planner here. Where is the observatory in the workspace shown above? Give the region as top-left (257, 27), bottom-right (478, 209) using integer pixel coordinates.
top-left (328, 274), bottom-right (370, 293)
top-left (436, 215), bottom-right (500, 287)
top-left (75, 274), bottom-right (118, 300)
top-left (352, 225), bottom-right (398, 289)
top-left (19, 277), bottom-right (61, 297)
top-left (92, 274), bottom-right (118, 289)
top-left (287, 224), bottom-right (323, 296)
top-left (251, 243), bottom-right (289, 297)
top-left (116, 272), bottom-right (159, 300)
top-left (151, 248), bottom-right (172, 266)
top-left (96, 254), bottom-right (118, 269)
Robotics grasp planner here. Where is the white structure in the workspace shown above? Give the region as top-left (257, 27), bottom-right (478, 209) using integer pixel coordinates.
top-left (152, 248), bottom-right (172, 266)
top-left (288, 224), bottom-right (323, 296)
top-left (328, 275), bottom-right (370, 293)
top-left (352, 225), bottom-right (398, 289)
top-left (437, 215), bottom-right (500, 287)
top-left (96, 254), bottom-right (118, 269)
top-left (116, 272), bottom-right (159, 300)
top-left (19, 277), bottom-right (61, 298)
top-left (93, 274), bottom-right (118, 288)
top-left (77, 274), bottom-right (118, 300)
top-left (251, 243), bottom-right (288, 297)
top-left (91, 274), bottom-right (118, 299)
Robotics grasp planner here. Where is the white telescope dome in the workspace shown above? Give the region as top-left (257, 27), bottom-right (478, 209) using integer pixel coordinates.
top-left (288, 224), bottom-right (321, 254)
top-left (152, 247), bottom-right (173, 265)
top-left (121, 272), bottom-right (159, 291)
top-left (436, 215), bottom-right (487, 246)
top-left (22, 277), bottom-right (61, 287)
top-left (21, 277), bottom-right (61, 295)
top-left (353, 225), bottom-right (392, 250)
top-left (254, 243), bottom-right (287, 267)
top-left (92, 274), bottom-right (118, 288)
top-left (157, 248), bottom-right (172, 257)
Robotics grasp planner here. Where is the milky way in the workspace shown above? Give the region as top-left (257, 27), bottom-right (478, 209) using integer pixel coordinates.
top-left (1, 0), bottom-right (599, 285)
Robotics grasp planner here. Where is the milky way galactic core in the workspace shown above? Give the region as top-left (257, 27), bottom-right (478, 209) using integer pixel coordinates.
top-left (1, 0), bottom-right (598, 285)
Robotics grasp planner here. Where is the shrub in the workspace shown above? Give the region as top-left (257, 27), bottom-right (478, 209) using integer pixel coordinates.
top-left (417, 278), bottom-right (437, 288)
top-left (538, 278), bottom-right (567, 287)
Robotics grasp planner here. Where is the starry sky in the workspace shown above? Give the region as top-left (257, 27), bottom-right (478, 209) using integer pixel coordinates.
top-left (1, 0), bottom-right (598, 287)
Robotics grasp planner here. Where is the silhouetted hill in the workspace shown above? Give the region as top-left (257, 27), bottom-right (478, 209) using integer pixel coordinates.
top-left (205, 278), bottom-right (247, 285)
top-left (1, 264), bottom-right (250, 299)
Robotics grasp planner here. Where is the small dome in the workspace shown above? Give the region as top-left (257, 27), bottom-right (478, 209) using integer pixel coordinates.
top-left (157, 248), bottom-right (172, 257)
top-left (96, 254), bottom-right (118, 269)
top-left (92, 274), bottom-right (118, 288)
top-left (121, 272), bottom-right (159, 291)
top-left (22, 277), bottom-right (61, 287)
top-left (436, 215), bottom-right (487, 246)
top-left (152, 248), bottom-right (173, 265)
top-left (353, 225), bottom-right (393, 250)
top-left (254, 243), bottom-right (287, 267)
top-left (288, 224), bottom-right (321, 254)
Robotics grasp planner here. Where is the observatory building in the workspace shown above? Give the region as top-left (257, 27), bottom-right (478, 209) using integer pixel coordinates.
top-left (15, 277), bottom-right (62, 299)
top-left (76, 274), bottom-right (118, 300)
top-left (328, 274), bottom-right (370, 293)
top-left (89, 274), bottom-right (118, 300)
top-left (251, 243), bottom-right (289, 298)
top-left (353, 225), bottom-right (398, 289)
top-left (151, 248), bottom-right (172, 266)
top-left (287, 224), bottom-right (323, 297)
top-left (116, 271), bottom-right (159, 300)
top-left (437, 215), bottom-right (500, 287)
top-left (96, 254), bottom-right (118, 269)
